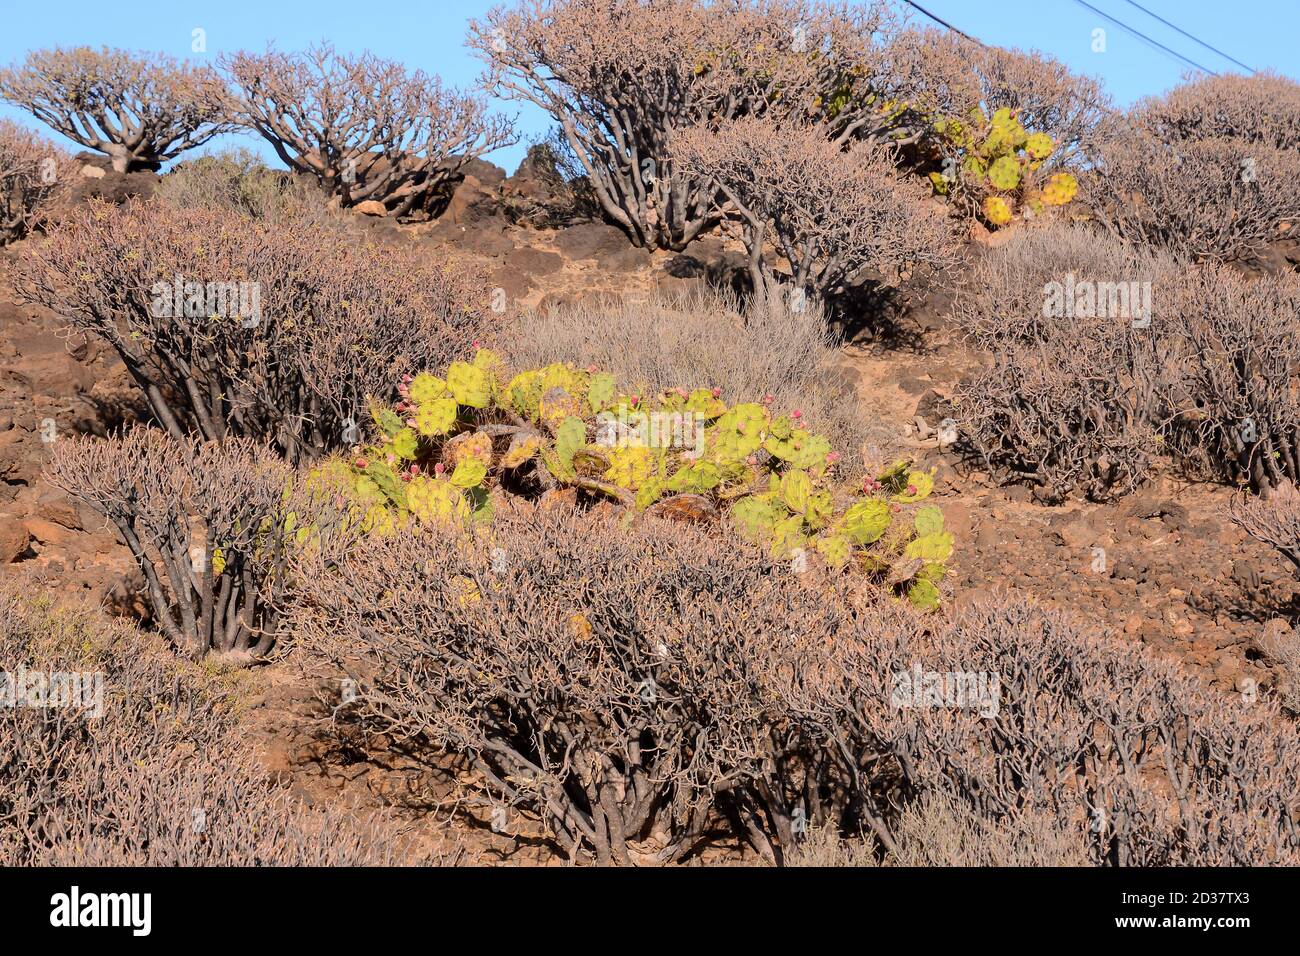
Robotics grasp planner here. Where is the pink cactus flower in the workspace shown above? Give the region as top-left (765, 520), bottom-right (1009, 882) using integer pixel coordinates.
top-left (907, 484), bottom-right (918, 496)
top-left (826, 451), bottom-right (841, 464)
top-left (434, 462), bottom-right (445, 476)
top-left (472, 340), bottom-right (482, 350)
top-left (586, 364), bottom-right (598, 374)
top-left (763, 393), bottom-right (774, 404)
top-left (746, 455), bottom-right (758, 466)
top-left (711, 386), bottom-right (722, 398)
top-left (791, 409), bottom-right (803, 419)
top-left (355, 458), bottom-right (368, 469)
top-left (402, 374), bottom-right (413, 384)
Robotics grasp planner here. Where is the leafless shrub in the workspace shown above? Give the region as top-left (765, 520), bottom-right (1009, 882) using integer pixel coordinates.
top-left (0, 47), bottom-right (232, 172)
top-left (672, 116), bottom-right (959, 308)
top-left (19, 199), bottom-right (493, 463)
top-left (470, 0), bottom-right (899, 250)
top-left (495, 288), bottom-right (881, 475)
top-left (859, 595), bottom-right (1300, 866)
top-left (1229, 487), bottom-right (1300, 712)
top-left (0, 584), bottom-right (426, 865)
top-left (787, 791), bottom-right (1089, 867)
top-left (289, 504), bottom-right (885, 866)
top-left (953, 225), bottom-right (1179, 501)
top-left (0, 120), bottom-right (74, 244)
top-left (1086, 125), bottom-right (1300, 264)
top-left (1230, 481), bottom-right (1300, 572)
top-left (221, 43), bottom-right (514, 219)
top-left (290, 505), bottom-right (1300, 866)
top-left (1165, 266), bottom-right (1300, 490)
top-left (1134, 71), bottom-right (1300, 152)
top-left (154, 146), bottom-right (330, 223)
top-left (45, 428), bottom-right (355, 659)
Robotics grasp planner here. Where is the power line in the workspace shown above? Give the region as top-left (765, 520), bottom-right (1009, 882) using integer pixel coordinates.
top-left (1070, 0), bottom-right (1220, 77)
top-left (1122, 0), bottom-right (1257, 74)
top-left (899, 0), bottom-right (987, 46)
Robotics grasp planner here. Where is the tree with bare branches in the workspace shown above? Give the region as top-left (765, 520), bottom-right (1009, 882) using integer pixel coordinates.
top-left (221, 44), bottom-right (514, 218)
top-left (0, 120), bottom-right (75, 243)
top-left (673, 116), bottom-right (958, 311)
top-left (470, 0), bottom-right (900, 250)
top-left (0, 47), bottom-right (232, 172)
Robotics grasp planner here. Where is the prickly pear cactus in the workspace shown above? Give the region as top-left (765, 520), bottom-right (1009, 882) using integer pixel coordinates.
top-left (928, 105), bottom-right (1078, 228)
top-left (318, 348), bottom-right (957, 609)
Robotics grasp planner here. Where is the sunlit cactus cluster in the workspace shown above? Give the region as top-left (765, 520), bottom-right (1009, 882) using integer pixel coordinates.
top-left (312, 347), bottom-right (954, 609)
top-left (927, 106), bottom-right (1078, 227)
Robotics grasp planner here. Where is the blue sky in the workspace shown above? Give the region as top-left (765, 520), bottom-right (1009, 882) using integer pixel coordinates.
top-left (1, 0), bottom-right (1295, 174)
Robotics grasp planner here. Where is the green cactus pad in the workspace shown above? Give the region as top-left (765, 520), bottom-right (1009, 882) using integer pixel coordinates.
top-left (844, 499), bottom-right (891, 544)
top-left (914, 505), bottom-right (945, 536)
top-left (907, 577), bottom-right (941, 611)
top-left (447, 361), bottom-right (490, 408)
top-left (904, 530), bottom-right (954, 563)
top-left (408, 372), bottom-right (449, 405)
top-left (587, 372), bottom-right (617, 413)
top-left (987, 155), bottom-right (1021, 191)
